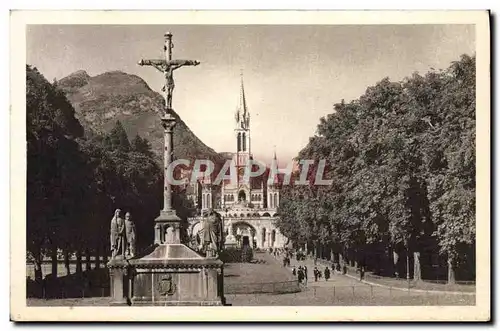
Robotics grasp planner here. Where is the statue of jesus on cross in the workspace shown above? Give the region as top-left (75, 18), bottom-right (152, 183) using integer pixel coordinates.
top-left (138, 32), bottom-right (200, 110)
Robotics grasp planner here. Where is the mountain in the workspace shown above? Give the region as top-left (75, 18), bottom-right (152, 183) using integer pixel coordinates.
top-left (58, 70), bottom-right (222, 164)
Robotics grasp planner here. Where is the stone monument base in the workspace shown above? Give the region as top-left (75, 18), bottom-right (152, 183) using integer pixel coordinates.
top-left (128, 244), bottom-right (225, 306)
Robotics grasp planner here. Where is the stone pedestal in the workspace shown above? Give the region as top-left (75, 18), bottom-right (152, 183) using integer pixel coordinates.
top-left (107, 258), bottom-right (130, 306)
top-left (128, 244), bottom-right (224, 306)
top-left (154, 210), bottom-right (182, 245)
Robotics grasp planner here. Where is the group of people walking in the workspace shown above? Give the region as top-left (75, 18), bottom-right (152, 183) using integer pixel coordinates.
top-left (292, 265), bottom-right (308, 284)
top-left (292, 265), bottom-right (332, 284)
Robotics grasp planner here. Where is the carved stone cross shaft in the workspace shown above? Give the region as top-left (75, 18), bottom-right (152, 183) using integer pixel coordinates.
top-left (138, 32), bottom-right (200, 111)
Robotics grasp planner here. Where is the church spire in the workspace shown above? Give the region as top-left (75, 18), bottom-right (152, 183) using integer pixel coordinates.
top-left (239, 71), bottom-right (248, 119)
top-left (235, 70), bottom-right (250, 131)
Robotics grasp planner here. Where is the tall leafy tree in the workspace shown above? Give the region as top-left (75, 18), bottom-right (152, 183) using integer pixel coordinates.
top-left (277, 54), bottom-right (475, 283)
top-left (27, 65), bottom-right (84, 280)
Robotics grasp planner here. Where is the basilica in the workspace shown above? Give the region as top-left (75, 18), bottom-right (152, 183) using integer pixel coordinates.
top-left (186, 76), bottom-right (287, 250)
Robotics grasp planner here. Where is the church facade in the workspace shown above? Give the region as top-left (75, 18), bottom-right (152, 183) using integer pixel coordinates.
top-left (186, 76), bottom-right (287, 249)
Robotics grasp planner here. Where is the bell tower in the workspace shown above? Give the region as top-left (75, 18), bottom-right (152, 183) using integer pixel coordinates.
top-left (234, 73), bottom-right (252, 184)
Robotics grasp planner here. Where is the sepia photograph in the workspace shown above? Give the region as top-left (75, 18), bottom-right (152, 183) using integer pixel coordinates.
top-left (10, 10), bottom-right (490, 321)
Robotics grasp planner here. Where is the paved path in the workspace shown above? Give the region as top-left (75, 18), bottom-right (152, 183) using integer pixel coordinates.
top-left (272, 253), bottom-right (365, 288)
top-left (279, 253), bottom-right (475, 296)
top-left (224, 252), bottom-right (296, 286)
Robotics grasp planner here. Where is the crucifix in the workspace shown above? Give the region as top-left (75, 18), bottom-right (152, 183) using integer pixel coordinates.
top-left (137, 32), bottom-right (201, 245)
top-left (138, 32), bottom-right (200, 111)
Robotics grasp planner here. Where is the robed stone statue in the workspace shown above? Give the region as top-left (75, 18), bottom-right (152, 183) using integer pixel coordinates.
top-left (199, 209), bottom-right (223, 258)
top-left (124, 212), bottom-right (136, 258)
top-left (110, 209), bottom-right (125, 258)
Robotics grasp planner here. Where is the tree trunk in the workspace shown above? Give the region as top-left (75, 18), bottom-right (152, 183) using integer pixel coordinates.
top-left (76, 250), bottom-right (83, 274)
top-left (85, 249), bottom-right (91, 271)
top-left (393, 250), bottom-right (400, 277)
top-left (447, 256), bottom-right (456, 284)
top-left (413, 251), bottom-right (422, 282)
top-left (64, 249), bottom-right (70, 276)
top-left (33, 251), bottom-right (43, 282)
top-left (95, 248), bottom-right (100, 269)
top-left (51, 243), bottom-right (58, 278)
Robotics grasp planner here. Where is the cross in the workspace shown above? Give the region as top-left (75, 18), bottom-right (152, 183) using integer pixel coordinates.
top-left (138, 32), bottom-right (200, 111)
top-left (136, 32), bottom-right (201, 245)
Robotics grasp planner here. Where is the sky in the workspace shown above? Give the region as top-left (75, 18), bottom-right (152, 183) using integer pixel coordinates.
top-left (26, 24), bottom-right (475, 162)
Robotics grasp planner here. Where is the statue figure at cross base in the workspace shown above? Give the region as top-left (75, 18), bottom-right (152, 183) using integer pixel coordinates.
top-left (197, 209), bottom-right (224, 258)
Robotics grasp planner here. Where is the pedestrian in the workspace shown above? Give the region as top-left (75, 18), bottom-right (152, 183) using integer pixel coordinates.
top-left (292, 267), bottom-right (296, 276)
top-left (324, 266), bottom-right (331, 281)
top-left (313, 267), bottom-right (319, 282)
top-left (303, 266), bottom-right (308, 285)
top-left (298, 268), bottom-right (304, 284)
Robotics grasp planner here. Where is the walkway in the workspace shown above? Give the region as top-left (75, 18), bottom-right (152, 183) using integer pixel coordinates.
top-left (280, 253), bottom-right (362, 288)
top-left (282, 253), bottom-right (475, 296)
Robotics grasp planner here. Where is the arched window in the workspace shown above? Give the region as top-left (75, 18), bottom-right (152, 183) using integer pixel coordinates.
top-left (242, 132), bottom-right (246, 151)
top-left (238, 190), bottom-right (246, 202)
top-left (273, 193), bottom-right (278, 208)
top-left (237, 133), bottom-right (241, 152)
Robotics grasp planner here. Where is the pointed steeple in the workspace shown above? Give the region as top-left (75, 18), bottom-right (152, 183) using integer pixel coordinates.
top-left (269, 146), bottom-right (280, 187)
top-left (239, 70), bottom-right (248, 117)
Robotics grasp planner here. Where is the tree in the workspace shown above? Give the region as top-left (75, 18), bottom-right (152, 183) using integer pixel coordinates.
top-left (131, 134), bottom-right (154, 158)
top-left (276, 54), bottom-right (475, 283)
top-left (106, 120), bottom-right (131, 152)
top-left (26, 65), bottom-right (84, 280)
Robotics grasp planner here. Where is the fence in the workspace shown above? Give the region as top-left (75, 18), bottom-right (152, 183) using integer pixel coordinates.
top-left (224, 284), bottom-right (476, 306)
top-left (313, 257), bottom-right (476, 285)
top-left (27, 274), bottom-right (300, 299)
top-left (224, 280), bottom-right (300, 294)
